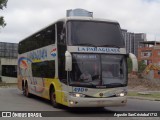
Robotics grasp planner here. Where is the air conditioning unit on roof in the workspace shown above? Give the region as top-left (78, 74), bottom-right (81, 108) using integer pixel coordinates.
top-left (66, 8), bottom-right (93, 17)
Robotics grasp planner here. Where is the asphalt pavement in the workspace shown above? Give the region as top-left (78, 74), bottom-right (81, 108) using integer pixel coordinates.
top-left (0, 87), bottom-right (160, 120)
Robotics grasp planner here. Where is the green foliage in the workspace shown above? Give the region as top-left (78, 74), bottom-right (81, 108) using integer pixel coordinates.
top-left (138, 60), bottom-right (147, 73)
top-left (128, 91), bottom-right (160, 99)
top-left (0, 0), bottom-right (7, 9)
top-left (0, 16), bottom-right (6, 27)
top-left (127, 58), bottom-right (132, 73)
top-left (127, 58), bottom-right (146, 74)
top-left (0, 0), bottom-right (7, 28)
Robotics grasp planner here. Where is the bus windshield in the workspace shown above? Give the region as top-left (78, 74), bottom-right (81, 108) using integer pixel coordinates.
top-left (69, 54), bottom-right (127, 88)
top-left (67, 21), bottom-right (124, 47)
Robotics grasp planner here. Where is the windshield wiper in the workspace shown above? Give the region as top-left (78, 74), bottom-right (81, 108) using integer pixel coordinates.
top-left (70, 82), bottom-right (95, 87)
top-left (78, 79), bottom-right (95, 86)
top-left (81, 81), bottom-right (95, 86)
top-left (77, 43), bottom-right (97, 47)
top-left (100, 45), bottom-right (120, 48)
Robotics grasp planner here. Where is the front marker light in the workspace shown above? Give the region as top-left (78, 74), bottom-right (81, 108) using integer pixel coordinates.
top-left (116, 91), bottom-right (127, 97)
top-left (75, 94), bottom-right (80, 97)
top-left (69, 100), bottom-right (74, 104)
top-left (69, 93), bottom-right (85, 97)
top-left (119, 93), bottom-right (125, 97)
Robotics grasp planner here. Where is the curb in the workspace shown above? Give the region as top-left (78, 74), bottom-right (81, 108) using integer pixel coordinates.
top-left (127, 96), bottom-right (160, 101)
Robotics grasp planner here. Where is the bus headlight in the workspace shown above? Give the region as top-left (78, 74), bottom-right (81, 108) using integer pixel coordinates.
top-left (116, 91), bottom-right (127, 97)
top-left (119, 93), bottom-right (125, 97)
top-left (69, 93), bottom-right (85, 98)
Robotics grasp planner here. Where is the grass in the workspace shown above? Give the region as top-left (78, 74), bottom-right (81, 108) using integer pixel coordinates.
top-left (128, 91), bottom-right (160, 99)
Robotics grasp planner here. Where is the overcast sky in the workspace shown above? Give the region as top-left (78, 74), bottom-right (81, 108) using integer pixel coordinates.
top-left (0, 0), bottom-right (160, 43)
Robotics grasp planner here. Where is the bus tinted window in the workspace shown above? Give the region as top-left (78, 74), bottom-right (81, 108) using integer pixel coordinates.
top-left (67, 21), bottom-right (124, 47)
top-left (32, 60), bottom-right (55, 78)
top-left (18, 25), bottom-right (55, 54)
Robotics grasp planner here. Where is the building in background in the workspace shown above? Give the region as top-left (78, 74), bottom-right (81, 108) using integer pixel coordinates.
top-left (0, 42), bottom-right (18, 58)
top-left (121, 29), bottom-right (146, 57)
top-left (138, 41), bottom-right (160, 80)
top-left (0, 58), bottom-right (17, 83)
top-left (121, 29), bottom-right (134, 54)
top-left (134, 33), bottom-right (147, 57)
top-left (0, 42), bottom-right (18, 83)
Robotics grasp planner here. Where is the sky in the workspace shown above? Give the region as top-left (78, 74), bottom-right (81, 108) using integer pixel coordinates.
top-left (0, 0), bottom-right (160, 43)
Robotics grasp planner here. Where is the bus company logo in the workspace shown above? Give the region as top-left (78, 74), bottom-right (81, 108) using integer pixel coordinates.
top-left (2, 112), bottom-right (11, 117)
top-left (50, 48), bottom-right (57, 57)
top-left (99, 93), bottom-right (104, 97)
top-left (27, 49), bottom-right (47, 61)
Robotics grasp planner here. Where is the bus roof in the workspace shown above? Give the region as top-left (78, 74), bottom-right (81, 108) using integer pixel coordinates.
top-left (59, 17), bottom-right (119, 24)
top-left (19, 17), bottom-right (119, 43)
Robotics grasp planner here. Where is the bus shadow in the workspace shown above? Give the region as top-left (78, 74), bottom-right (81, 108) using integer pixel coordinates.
top-left (60, 107), bottom-right (116, 117)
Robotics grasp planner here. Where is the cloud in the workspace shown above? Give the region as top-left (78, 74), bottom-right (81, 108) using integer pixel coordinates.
top-left (0, 0), bottom-right (160, 43)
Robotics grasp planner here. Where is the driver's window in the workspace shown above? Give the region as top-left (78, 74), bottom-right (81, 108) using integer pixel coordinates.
top-left (57, 21), bottom-right (67, 84)
top-left (57, 22), bottom-right (66, 45)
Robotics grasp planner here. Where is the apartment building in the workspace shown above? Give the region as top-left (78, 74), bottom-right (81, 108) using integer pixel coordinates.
top-left (121, 29), bottom-right (146, 57)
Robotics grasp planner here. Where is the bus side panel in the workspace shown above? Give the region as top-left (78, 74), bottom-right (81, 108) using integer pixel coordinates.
top-left (49, 79), bottom-right (62, 104)
top-left (47, 80), bottom-right (69, 106)
top-left (31, 77), bottom-right (63, 104)
top-left (60, 83), bottom-right (70, 106)
top-left (41, 78), bottom-right (68, 106)
top-left (17, 75), bottom-right (23, 90)
top-left (17, 56), bottom-right (22, 90)
top-left (38, 78), bottom-right (62, 101)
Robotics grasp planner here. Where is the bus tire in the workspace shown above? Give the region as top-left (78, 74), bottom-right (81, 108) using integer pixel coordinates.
top-left (24, 83), bottom-right (31, 98)
top-left (50, 88), bottom-right (59, 108)
top-left (23, 89), bottom-right (25, 96)
top-left (22, 81), bottom-right (25, 96)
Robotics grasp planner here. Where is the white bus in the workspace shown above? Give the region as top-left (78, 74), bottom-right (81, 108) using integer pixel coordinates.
top-left (18, 9), bottom-right (135, 108)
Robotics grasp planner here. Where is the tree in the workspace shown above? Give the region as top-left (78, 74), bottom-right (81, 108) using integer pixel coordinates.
top-left (0, 0), bottom-right (8, 28)
top-left (138, 60), bottom-right (147, 73)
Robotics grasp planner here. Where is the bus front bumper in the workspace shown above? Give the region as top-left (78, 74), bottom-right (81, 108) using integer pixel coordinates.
top-left (68, 96), bottom-right (127, 107)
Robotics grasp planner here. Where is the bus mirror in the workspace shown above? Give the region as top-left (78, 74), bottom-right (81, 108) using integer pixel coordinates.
top-left (129, 53), bottom-right (138, 72)
top-left (65, 51), bottom-right (72, 71)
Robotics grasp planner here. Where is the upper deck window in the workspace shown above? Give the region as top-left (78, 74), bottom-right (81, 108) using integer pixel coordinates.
top-left (67, 20), bottom-right (125, 48)
top-left (18, 25), bottom-right (55, 54)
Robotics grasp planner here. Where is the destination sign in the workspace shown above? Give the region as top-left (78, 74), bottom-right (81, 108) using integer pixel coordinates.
top-left (67, 46), bottom-right (126, 54)
top-left (77, 47), bottom-right (120, 53)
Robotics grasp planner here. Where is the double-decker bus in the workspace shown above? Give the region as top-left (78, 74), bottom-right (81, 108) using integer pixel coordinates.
top-left (18, 9), bottom-right (137, 108)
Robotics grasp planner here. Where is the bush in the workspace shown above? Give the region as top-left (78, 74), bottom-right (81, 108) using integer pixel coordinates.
top-left (127, 58), bottom-right (132, 73)
top-left (138, 60), bottom-right (147, 73)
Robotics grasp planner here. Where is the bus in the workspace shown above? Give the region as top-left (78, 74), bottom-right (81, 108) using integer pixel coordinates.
top-left (18, 9), bottom-right (137, 108)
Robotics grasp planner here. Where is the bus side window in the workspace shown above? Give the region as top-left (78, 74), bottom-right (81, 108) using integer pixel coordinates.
top-left (19, 24), bottom-right (56, 54)
top-left (32, 61), bottom-right (55, 78)
top-left (45, 25), bottom-right (56, 45)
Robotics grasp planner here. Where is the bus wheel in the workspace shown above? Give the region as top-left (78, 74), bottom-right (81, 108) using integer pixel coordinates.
top-left (22, 87), bottom-right (25, 96)
top-left (50, 88), bottom-right (59, 108)
top-left (24, 83), bottom-right (31, 98)
top-left (22, 81), bottom-right (25, 96)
